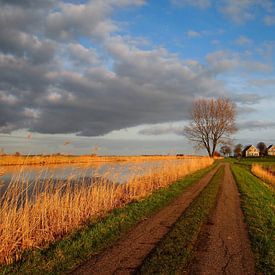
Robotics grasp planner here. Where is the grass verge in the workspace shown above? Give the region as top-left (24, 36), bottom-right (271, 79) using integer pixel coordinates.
top-left (136, 166), bottom-right (223, 274)
top-left (0, 164), bottom-right (216, 274)
top-left (231, 164), bottom-right (275, 274)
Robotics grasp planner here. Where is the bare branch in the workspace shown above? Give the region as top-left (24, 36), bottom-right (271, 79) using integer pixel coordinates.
top-left (184, 97), bottom-right (237, 157)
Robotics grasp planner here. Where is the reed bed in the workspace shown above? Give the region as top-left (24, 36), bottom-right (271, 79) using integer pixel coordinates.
top-left (0, 154), bottom-right (191, 166)
top-left (0, 157), bottom-right (213, 265)
top-left (251, 164), bottom-right (275, 188)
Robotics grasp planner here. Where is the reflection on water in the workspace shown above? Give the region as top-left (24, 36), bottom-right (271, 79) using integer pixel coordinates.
top-left (0, 160), bottom-right (186, 195)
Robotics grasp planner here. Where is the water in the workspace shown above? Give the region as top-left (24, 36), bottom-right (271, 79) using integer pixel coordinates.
top-left (0, 160), bottom-right (185, 194)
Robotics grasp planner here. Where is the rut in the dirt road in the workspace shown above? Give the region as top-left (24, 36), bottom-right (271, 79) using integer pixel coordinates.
top-left (71, 165), bottom-right (220, 275)
top-left (189, 163), bottom-right (255, 275)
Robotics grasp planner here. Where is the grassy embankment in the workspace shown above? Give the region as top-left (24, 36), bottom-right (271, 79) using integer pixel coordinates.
top-left (231, 162), bottom-right (275, 274)
top-left (0, 158), bottom-right (214, 274)
top-left (137, 166), bottom-right (223, 274)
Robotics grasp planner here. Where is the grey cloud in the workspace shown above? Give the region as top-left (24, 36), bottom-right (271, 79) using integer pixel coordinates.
top-left (249, 78), bottom-right (275, 86)
top-left (139, 126), bottom-right (185, 136)
top-left (236, 106), bottom-right (258, 116)
top-left (230, 93), bottom-right (265, 105)
top-left (238, 120), bottom-right (275, 130)
top-left (66, 43), bottom-right (101, 67)
top-left (45, 0), bottom-right (145, 42)
top-left (0, 0), bottom-right (272, 138)
top-left (206, 50), bottom-right (272, 73)
top-left (0, 0), bottom-right (55, 8)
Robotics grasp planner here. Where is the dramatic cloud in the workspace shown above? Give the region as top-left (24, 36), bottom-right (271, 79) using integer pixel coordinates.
top-left (0, 0), bottom-right (273, 138)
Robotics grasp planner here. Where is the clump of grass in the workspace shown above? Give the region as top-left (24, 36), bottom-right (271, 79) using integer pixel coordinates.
top-left (251, 163), bottom-right (275, 188)
top-left (0, 157), bottom-right (213, 265)
top-left (232, 164), bottom-right (275, 274)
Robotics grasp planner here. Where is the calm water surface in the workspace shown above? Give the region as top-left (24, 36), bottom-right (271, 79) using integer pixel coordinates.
top-left (0, 159), bottom-right (185, 186)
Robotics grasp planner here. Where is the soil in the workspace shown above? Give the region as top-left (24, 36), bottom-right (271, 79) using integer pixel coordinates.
top-left (71, 166), bottom-right (220, 275)
top-left (188, 163), bottom-right (255, 274)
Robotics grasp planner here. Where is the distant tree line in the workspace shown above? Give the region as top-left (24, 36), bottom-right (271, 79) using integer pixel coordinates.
top-left (218, 142), bottom-right (270, 158)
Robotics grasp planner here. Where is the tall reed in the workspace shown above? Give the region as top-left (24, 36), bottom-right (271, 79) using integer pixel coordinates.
top-left (0, 157), bottom-right (213, 265)
top-left (251, 164), bottom-right (275, 187)
top-left (0, 155), bottom-right (191, 166)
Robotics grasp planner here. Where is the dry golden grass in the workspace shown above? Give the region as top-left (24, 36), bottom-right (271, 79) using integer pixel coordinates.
top-left (251, 164), bottom-right (275, 188)
top-left (0, 157), bottom-right (213, 265)
top-left (0, 154), bottom-right (192, 166)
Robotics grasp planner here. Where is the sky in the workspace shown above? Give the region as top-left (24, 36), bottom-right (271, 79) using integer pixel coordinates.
top-left (0, 0), bottom-right (274, 155)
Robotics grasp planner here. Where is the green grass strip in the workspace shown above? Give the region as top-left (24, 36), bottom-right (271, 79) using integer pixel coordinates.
top-left (137, 166), bottom-right (223, 274)
top-left (0, 165), bottom-right (216, 275)
top-left (231, 164), bottom-right (275, 274)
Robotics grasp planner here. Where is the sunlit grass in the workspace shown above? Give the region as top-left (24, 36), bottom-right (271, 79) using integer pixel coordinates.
top-left (0, 154), bottom-right (193, 166)
top-left (251, 163), bottom-right (275, 188)
top-left (0, 157), bottom-right (213, 265)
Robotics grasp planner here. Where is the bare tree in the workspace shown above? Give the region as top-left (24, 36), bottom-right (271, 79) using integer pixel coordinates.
top-left (257, 142), bottom-right (267, 157)
top-left (184, 98), bottom-right (237, 157)
top-left (220, 145), bottom-right (232, 157)
top-left (234, 144), bottom-right (243, 157)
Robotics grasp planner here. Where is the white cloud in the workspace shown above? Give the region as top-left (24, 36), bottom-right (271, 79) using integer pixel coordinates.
top-left (186, 30), bottom-right (201, 38)
top-left (235, 35), bottom-right (253, 45)
top-left (219, 0), bottom-right (274, 24)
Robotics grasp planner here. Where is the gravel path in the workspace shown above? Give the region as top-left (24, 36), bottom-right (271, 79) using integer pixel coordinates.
top-left (71, 166), bottom-right (220, 275)
top-left (188, 163), bottom-right (255, 274)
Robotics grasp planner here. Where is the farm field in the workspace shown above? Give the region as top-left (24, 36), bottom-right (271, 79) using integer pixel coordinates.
top-left (0, 156), bottom-right (274, 274)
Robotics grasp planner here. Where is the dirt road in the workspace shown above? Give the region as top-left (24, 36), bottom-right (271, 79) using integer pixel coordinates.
top-left (72, 163), bottom-right (255, 275)
top-left (188, 163), bottom-right (255, 274)
top-left (72, 166), bottom-right (220, 275)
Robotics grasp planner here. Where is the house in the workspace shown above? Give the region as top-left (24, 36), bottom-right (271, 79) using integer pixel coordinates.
top-left (242, 145), bottom-right (259, 157)
top-left (267, 145), bottom-right (275, 156)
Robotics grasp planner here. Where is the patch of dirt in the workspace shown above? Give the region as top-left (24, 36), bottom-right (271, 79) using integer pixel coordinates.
top-left (188, 163), bottom-right (255, 274)
top-left (71, 166), bottom-right (220, 275)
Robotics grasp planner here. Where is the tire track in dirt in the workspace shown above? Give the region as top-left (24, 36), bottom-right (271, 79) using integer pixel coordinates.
top-left (188, 163), bottom-right (255, 274)
top-left (71, 165), bottom-right (220, 275)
